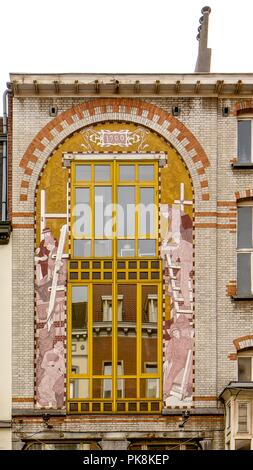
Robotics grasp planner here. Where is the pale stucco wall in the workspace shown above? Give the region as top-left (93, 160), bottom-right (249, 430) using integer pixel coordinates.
top-left (0, 238), bottom-right (12, 449)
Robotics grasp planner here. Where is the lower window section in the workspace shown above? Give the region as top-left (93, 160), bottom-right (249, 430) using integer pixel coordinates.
top-left (68, 279), bottom-right (161, 413)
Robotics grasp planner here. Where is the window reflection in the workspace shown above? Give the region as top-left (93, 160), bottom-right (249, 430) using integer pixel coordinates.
top-left (71, 286), bottom-right (88, 375)
top-left (142, 285), bottom-right (158, 374)
top-left (93, 285), bottom-right (112, 376)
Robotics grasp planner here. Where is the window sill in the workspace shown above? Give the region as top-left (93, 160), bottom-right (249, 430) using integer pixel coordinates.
top-left (232, 295), bottom-right (253, 301)
top-left (232, 162), bottom-right (253, 169)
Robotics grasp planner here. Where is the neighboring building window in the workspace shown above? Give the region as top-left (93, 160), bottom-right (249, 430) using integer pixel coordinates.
top-left (238, 356), bottom-right (252, 382)
top-left (226, 403), bottom-right (231, 431)
top-left (237, 402), bottom-right (249, 433)
top-left (237, 119), bottom-right (253, 164)
top-left (237, 202), bottom-right (253, 296)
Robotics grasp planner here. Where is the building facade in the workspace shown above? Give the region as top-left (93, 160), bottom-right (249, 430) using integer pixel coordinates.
top-left (2, 72), bottom-right (253, 450)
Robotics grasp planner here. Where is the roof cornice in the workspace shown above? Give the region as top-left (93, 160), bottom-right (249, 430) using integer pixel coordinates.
top-left (8, 73), bottom-right (253, 98)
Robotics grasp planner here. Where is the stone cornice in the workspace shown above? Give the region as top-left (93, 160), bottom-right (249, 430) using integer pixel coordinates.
top-left (9, 73), bottom-right (253, 98)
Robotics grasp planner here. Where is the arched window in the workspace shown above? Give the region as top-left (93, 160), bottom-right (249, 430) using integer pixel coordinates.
top-left (67, 158), bottom-right (162, 413)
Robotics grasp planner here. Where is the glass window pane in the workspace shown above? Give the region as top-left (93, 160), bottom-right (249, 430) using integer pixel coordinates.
top-left (139, 165), bottom-right (154, 181)
top-left (69, 378), bottom-right (89, 398)
top-left (238, 357), bottom-right (252, 381)
top-left (238, 402), bottom-right (248, 432)
top-left (95, 165), bottom-right (111, 181)
top-left (75, 165), bottom-right (91, 181)
top-left (139, 188), bottom-right (155, 235)
top-left (95, 187), bottom-right (112, 237)
top-left (93, 378), bottom-right (112, 399)
top-left (118, 240), bottom-right (135, 257)
top-left (94, 240), bottom-right (112, 257)
top-left (141, 285), bottom-right (158, 373)
top-left (140, 378), bottom-right (160, 398)
top-left (117, 187), bottom-right (135, 237)
top-left (238, 120), bottom-right (251, 163)
top-left (119, 165), bottom-right (135, 181)
top-left (118, 379), bottom-right (136, 398)
top-left (237, 253), bottom-right (252, 296)
top-left (237, 207), bottom-right (253, 249)
top-left (71, 286), bottom-right (88, 374)
top-left (74, 188), bottom-right (90, 236)
top-left (138, 240), bottom-right (156, 257)
top-left (93, 285), bottom-right (112, 375)
top-left (73, 239), bottom-right (91, 257)
top-left (118, 285), bottom-right (137, 375)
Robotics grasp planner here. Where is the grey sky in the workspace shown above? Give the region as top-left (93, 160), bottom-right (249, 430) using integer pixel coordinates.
top-left (1, 0), bottom-right (252, 112)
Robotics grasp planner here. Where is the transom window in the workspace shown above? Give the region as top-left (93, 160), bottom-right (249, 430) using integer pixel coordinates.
top-left (68, 159), bottom-right (162, 414)
top-left (72, 162), bottom-right (158, 258)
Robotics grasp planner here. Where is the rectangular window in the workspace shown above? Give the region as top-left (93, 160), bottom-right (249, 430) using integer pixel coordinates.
top-left (69, 159), bottom-right (161, 413)
top-left (72, 160), bottom-right (158, 258)
top-left (227, 403), bottom-right (231, 431)
top-left (238, 402), bottom-right (249, 433)
top-left (238, 120), bottom-right (252, 163)
top-left (238, 356), bottom-right (252, 381)
top-left (237, 205), bottom-right (253, 296)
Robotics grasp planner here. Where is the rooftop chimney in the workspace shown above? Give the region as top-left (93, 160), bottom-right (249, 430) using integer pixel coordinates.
top-left (195, 6), bottom-right (212, 73)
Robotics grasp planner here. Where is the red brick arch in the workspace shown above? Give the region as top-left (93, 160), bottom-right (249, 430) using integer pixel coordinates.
top-left (235, 189), bottom-right (253, 200)
top-left (231, 100), bottom-right (253, 116)
top-left (18, 98), bottom-right (210, 204)
top-left (233, 335), bottom-right (253, 351)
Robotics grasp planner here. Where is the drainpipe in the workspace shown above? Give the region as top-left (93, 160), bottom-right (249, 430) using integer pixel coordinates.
top-left (2, 87), bottom-right (10, 221)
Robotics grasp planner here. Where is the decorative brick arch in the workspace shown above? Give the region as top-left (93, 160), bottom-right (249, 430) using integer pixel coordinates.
top-left (18, 98), bottom-right (210, 207)
top-left (235, 189), bottom-right (253, 200)
top-left (233, 335), bottom-right (253, 351)
top-left (231, 100), bottom-right (253, 116)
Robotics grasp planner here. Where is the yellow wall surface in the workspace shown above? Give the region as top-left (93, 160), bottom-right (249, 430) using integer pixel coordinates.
top-left (36, 122), bottom-right (193, 243)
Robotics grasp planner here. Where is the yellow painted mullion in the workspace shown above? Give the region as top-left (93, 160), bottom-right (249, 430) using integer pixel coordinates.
top-left (88, 283), bottom-right (93, 400)
top-left (137, 283), bottom-right (141, 400)
top-left (136, 165), bottom-right (139, 258)
top-left (67, 283), bottom-right (72, 399)
top-left (70, 162), bottom-right (75, 257)
top-left (91, 164), bottom-right (94, 257)
top-left (112, 160), bottom-right (117, 412)
top-left (157, 283), bottom-right (162, 401)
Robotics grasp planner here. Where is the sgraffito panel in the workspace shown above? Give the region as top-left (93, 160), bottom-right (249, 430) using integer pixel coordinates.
top-left (161, 159), bottom-right (194, 407)
top-left (35, 122), bottom-right (194, 409)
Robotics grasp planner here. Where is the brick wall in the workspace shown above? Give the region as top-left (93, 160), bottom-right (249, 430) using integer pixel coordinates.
top-left (11, 94), bottom-right (253, 448)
